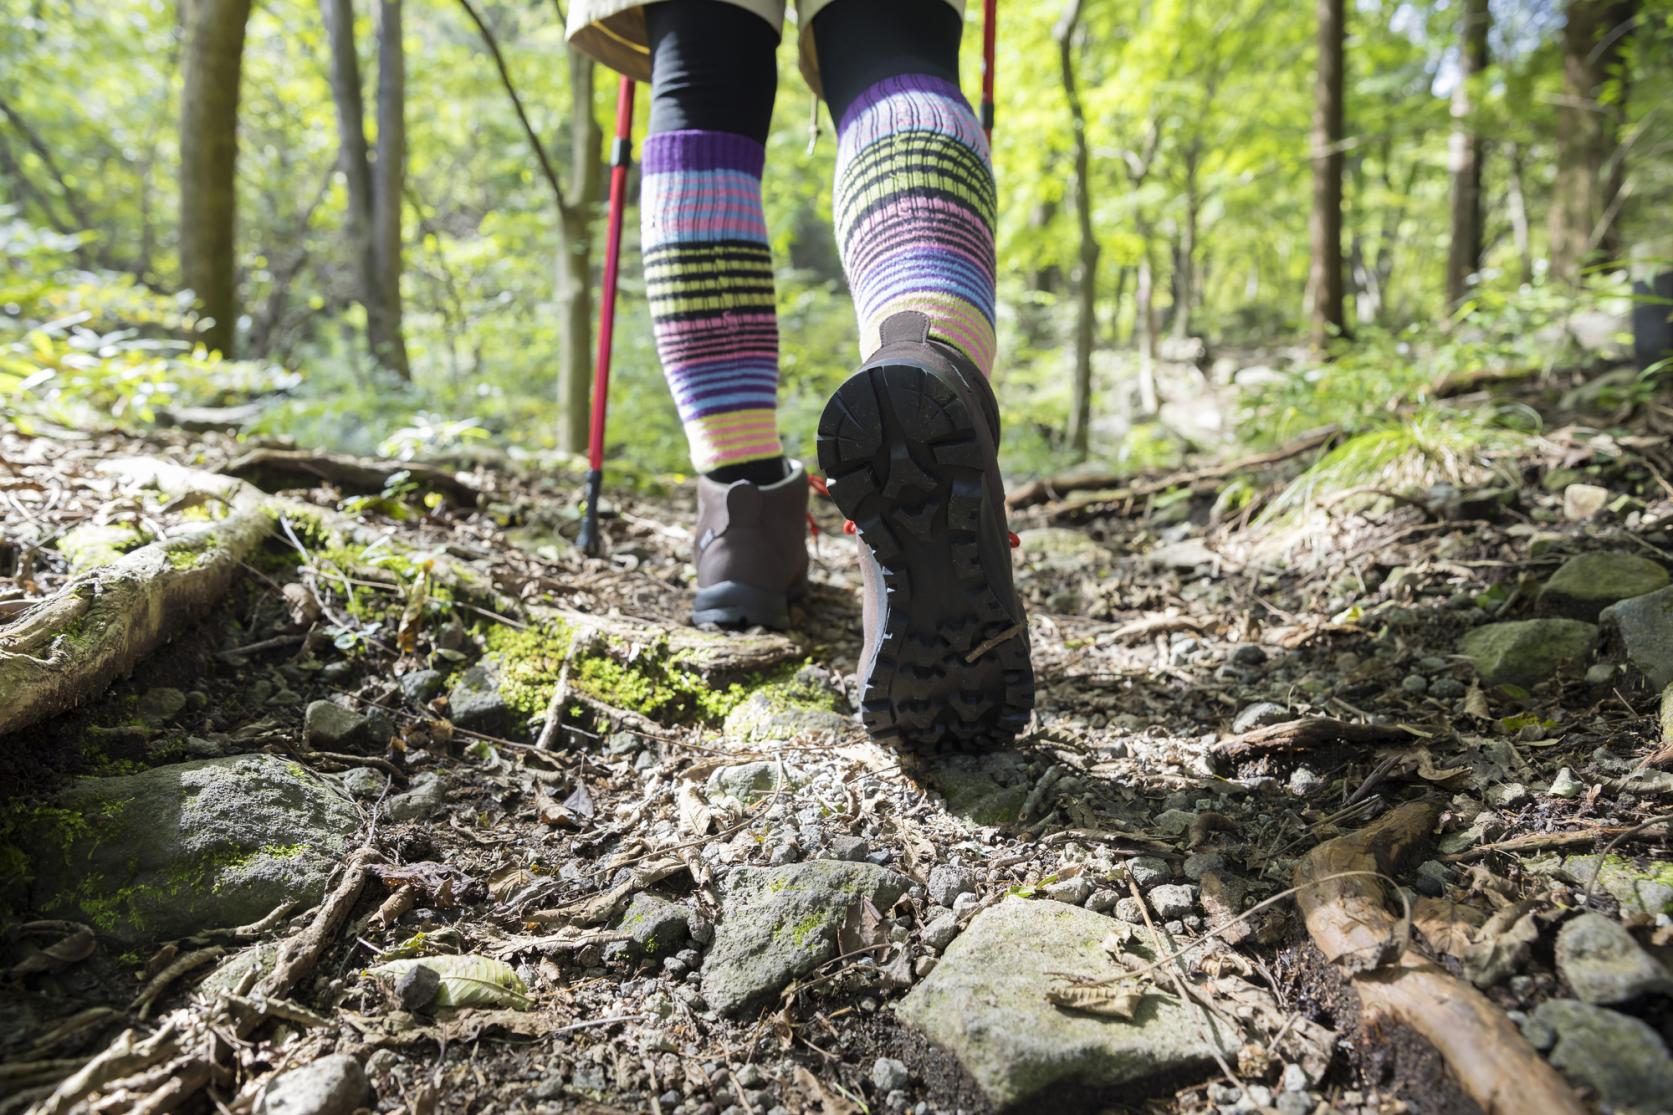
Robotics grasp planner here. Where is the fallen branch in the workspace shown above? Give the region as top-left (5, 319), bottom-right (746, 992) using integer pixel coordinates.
top-left (1295, 801), bottom-right (1586, 1115)
top-left (222, 447), bottom-right (479, 505)
top-left (1007, 425), bottom-right (1339, 510)
top-left (1211, 717), bottom-right (1411, 768)
top-left (0, 462), bottom-right (272, 738)
top-left (1445, 819), bottom-right (1672, 862)
top-left (259, 846), bottom-right (383, 1000)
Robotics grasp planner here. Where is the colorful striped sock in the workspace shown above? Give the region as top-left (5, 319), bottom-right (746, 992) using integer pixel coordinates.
top-left (833, 74), bottom-right (997, 377)
top-left (641, 130), bottom-right (784, 473)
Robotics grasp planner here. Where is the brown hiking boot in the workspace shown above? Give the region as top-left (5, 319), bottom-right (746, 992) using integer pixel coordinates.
top-left (691, 460), bottom-right (809, 630)
top-left (816, 311), bottom-right (1034, 751)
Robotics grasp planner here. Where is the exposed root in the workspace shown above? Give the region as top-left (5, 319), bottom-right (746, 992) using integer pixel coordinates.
top-left (1211, 717), bottom-right (1411, 768)
top-left (222, 446), bottom-right (480, 505)
top-left (1295, 802), bottom-right (1586, 1115)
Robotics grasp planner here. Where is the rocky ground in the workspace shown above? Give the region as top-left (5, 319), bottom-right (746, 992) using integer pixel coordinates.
top-left (2, 382), bottom-right (1672, 1115)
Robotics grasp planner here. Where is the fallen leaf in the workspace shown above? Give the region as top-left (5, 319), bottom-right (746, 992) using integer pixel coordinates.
top-left (372, 862), bottom-right (486, 907)
top-left (1412, 896), bottom-right (1487, 959)
top-left (1463, 683), bottom-right (1490, 720)
top-left (1461, 900), bottom-right (1540, 987)
top-left (1047, 982), bottom-right (1146, 1020)
top-left (367, 954), bottom-right (532, 1009)
top-left (7, 921), bottom-right (96, 976)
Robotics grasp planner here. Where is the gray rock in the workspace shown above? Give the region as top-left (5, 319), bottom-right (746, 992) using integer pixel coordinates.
top-left (1486, 782), bottom-right (1530, 809)
top-left (1430, 677), bottom-right (1466, 700)
top-left (1276, 1093), bottom-right (1312, 1115)
top-left (722, 688), bottom-right (848, 743)
top-left (702, 860), bottom-right (907, 1015)
top-left (1182, 853), bottom-right (1226, 882)
top-left (1232, 702), bottom-right (1289, 734)
top-left (1127, 857), bottom-right (1171, 888)
top-left (255, 1054), bottom-right (369, 1115)
top-left (1460, 619), bottom-right (1598, 687)
top-left (1539, 552), bottom-right (1670, 621)
top-left (1230, 645), bottom-right (1268, 668)
top-left (1555, 913), bottom-right (1673, 1005)
top-left (1153, 810), bottom-right (1195, 836)
top-left (446, 664), bottom-right (519, 736)
top-left (826, 835), bottom-right (870, 862)
top-left (384, 772), bottom-right (446, 821)
top-left (1549, 767), bottom-right (1584, 798)
top-left (1401, 674), bottom-right (1429, 695)
top-left (1564, 483), bottom-right (1611, 522)
top-left (1114, 898), bottom-right (1145, 924)
top-left (1288, 767), bottom-right (1322, 795)
top-left (199, 941), bottom-right (280, 996)
top-left (1281, 1063), bottom-right (1309, 1092)
top-left (928, 864), bottom-right (978, 908)
top-left (1014, 527), bottom-right (1111, 570)
top-left (1148, 884), bottom-right (1196, 919)
top-left (617, 893), bottom-right (691, 958)
top-left (396, 961), bottom-right (440, 1010)
top-left (303, 700), bottom-right (371, 750)
top-left (705, 762), bottom-right (783, 809)
top-left (1601, 585), bottom-right (1673, 690)
top-left (1045, 874), bottom-right (1094, 905)
top-left (872, 1057), bottom-right (910, 1093)
top-left (921, 911), bottom-right (960, 951)
top-left (338, 767), bottom-right (385, 799)
top-left (896, 897), bottom-right (1236, 1109)
top-left (25, 755), bottom-right (357, 944)
top-left (400, 668), bottom-right (444, 703)
top-left (134, 687), bottom-right (188, 725)
top-left (1551, 855), bottom-right (1673, 918)
top-left (1533, 998), bottom-right (1673, 1112)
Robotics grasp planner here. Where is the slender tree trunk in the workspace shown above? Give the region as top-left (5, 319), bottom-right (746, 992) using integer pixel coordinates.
top-left (1445, 0), bottom-right (1490, 310)
top-left (1549, 0), bottom-right (1637, 282)
top-left (556, 47), bottom-right (604, 453)
top-left (370, 0), bottom-right (410, 374)
top-left (1506, 142), bottom-right (1534, 286)
top-left (1056, 0), bottom-right (1098, 459)
top-left (1172, 144), bottom-right (1200, 341)
top-left (1308, 0), bottom-right (1346, 349)
top-left (178, 0), bottom-right (253, 356)
top-left (1135, 242), bottom-right (1159, 416)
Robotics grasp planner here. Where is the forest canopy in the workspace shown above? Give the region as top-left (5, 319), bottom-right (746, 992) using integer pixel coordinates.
top-left (2, 0), bottom-right (1669, 476)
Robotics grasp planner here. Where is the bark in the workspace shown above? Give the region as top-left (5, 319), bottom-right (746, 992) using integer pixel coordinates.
top-left (220, 447), bottom-right (479, 504)
top-left (1296, 803), bottom-right (1588, 1115)
top-left (178, 0), bottom-right (253, 356)
top-left (1549, 0), bottom-right (1637, 282)
top-left (557, 48), bottom-right (604, 454)
top-left (1056, 0), bottom-right (1099, 460)
top-left (1172, 143), bottom-right (1201, 341)
top-left (1505, 142), bottom-right (1534, 286)
top-left (0, 462), bottom-right (271, 739)
top-left (1212, 716), bottom-right (1411, 769)
top-left (1308, 0), bottom-right (1347, 349)
top-left (320, 0), bottom-right (409, 376)
top-left (1444, 0), bottom-right (1490, 309)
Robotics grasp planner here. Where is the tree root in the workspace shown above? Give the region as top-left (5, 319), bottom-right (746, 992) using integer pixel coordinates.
top-left (222, 447), bottom-right (479, 505)
top-left (1211, 717), bottom-right (1411, 768)
top-left (1295, 801), bottom-right (1586, 1115)
top-left (0, 461), bottom-right (272, 738)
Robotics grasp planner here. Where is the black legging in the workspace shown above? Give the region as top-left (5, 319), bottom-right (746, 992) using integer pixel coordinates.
top-left (644, 0), bottom-right (963, 141)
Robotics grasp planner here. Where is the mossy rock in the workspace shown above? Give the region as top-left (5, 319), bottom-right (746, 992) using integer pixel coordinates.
top-left (16, 754), bottom-right (358, 944)
top-left (1460, 619), bottom-right (1598, 688)
top-left (721, 671), bottom-right (848, 743)
top-left (1538, 552), bottom-right (1669, 621)
top-left (1601, 585), bottom-right (1673, 691)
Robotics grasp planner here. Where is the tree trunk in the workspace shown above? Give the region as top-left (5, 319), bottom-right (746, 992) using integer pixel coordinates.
top-left (1549, 0), bottom-right (1637, 282)
top-left (1135, 242), bottom-right (1159, 417)
top-left (1057, 0), bottom-right (1098, 459)
top-left (1308, 0), bottom-right (1346, 349)
top-left (1172, 144), bottom-right (1200, 341)
top-left (1506, 142), bottom-right (1534, 286)
top-left (1445, 0), bottom-right (1490, 310)
top-left (370, 0), bottom-right (410, 374)
top-left (178, 0), bottom-right (253, 356)
top-left (556, 47), bottom-right (604, 454)
top-left (321, 0), bottom-right (409, 377)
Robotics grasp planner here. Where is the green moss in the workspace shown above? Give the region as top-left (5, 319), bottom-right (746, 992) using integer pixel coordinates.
top-left (56, 523), bottom-right (146, 570)
top-left (779, 912), bottom-right (828, 947)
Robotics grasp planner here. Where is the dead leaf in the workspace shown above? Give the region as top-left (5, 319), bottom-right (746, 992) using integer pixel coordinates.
top-left (1461, 900), bottom-right (1540, 987)
top-left (1411, 748), bottom-right (1472, 789)
top-left (372, 862), bottom-right (486, 907)
top-left (836, 898), bottom-right (889, 959)
top-left (676, 782), bottom-right (713, 836)
top-left (7, 921), bottom-right (96, 976)
top-left (1412, 896), bottom-right (1487, 959)
top-left (1463, 683), bottom-right (1490, 720)
top-left (1047, 982), bottom-right (1146, 1020)
top-left (792, 1064), bottom-right (860, 1115)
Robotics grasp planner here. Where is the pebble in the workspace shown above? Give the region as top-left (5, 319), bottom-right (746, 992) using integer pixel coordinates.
top-left (1182, 853), bottom-right (1225, 881)
top-left (1231, 702), bottom-right (1289, 733)
top-left (1153, 809), bottom-right (1196, 836)
top-left (1288, 767), bottom-right (1322, 795)
top-left (1486, 782), bottom-right (1530, 809)
top-left (1430, 677), bottom-right (1466, 699)
top-left (1148, 884), bottom-right (1196, 919)
top-left (255, 1054), bottom-right (369, 1115)
top-left (1548, 767), bottom-right (1583, 798)
top-left (1230, 644), bottom-right (1268, 668)
top-left (1400, 674), bottom-right (1428, 695)
top-left (950, 892), bottom-right (981, 917)
top-left (400, 668), bottom-right (444, 702)
top-left (735, 1064), bottom-right (764, 1089)
top-left (1086, 889), bottom-right (1119, 913)
top-left (1281, 1063), bottom-right (1308, 1092)
top-left (1275, 1094), bottom-right (1312, 1115)
top-left (1114, 897), bottom-right (1146, 924)
top-left (1127, 856), bottom-right (1171, 888)
top-left (928, 864), bottom-right (978, 907)
top-left (872, 1058), bottom-right (910, 1093)
top-left (395, 962), bottom-right (439, 1010)
top-left (1413, 861), bottom-right (1449, 898)
top-left (827, 835), bottom-right (869, 861)
top-left (384, 772), bottom-right (447, 821)
top-left (920, 911), bottom-right (960, 951)
top-left (1044, 874), bottom-right (1093, 905)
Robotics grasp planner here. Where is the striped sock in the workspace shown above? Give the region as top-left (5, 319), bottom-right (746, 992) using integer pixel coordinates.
top-left (641, 130), bottom-right (784, 473)
top-left (833, 74), bottom-right (997, 377)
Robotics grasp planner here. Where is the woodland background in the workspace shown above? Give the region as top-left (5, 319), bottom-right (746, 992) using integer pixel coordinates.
top-left (2, 0), bottom-right (1670, 479)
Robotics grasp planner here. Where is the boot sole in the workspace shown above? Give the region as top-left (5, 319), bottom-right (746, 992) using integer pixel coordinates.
top-left (817, 362), bottom-right (1034, 753)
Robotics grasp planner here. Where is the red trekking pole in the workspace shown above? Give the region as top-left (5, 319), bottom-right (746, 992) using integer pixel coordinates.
top-left (980, 0), bottom-right (996, 144)
top-left (578, 74), bottom-right (636, 558)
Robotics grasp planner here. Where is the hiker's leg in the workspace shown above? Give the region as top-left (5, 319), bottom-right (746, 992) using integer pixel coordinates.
top-left (642, 0), bottom-right (785, 484)
top-left (814, 0), bottom-right (995, 377)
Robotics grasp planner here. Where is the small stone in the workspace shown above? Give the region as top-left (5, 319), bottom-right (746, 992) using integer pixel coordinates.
top-left (827, 835), bottom-right (869, 862)
top-left (1460, 619), bottom-right (1598, 687)
top-left (1231, 644), bottom-right (1268, 668)
top-left (304, 699), bottom-right (374, 750)
top-left (1413, 861), bottom-right (1450, 898)
top-left (1114, 898), bottom-right (1145, 924)
top-left (1554, 913), bottom-right (1673, 1005)
top-left (446, 664), bottom-right (519, 737)
top-left (364, 1049), bottom-right (400, 1076)
top-left (1182, 853), bottom-right (1225, 882)
top-left (1086, 889), bottom-right (1118, 913)
top-left (735, 1064), bottom-right (764, 1089)
top-left (384, 772), bottom-right (447, 821)
top-left (1486, 783), bottom-right (1530, 809)
top-left (1044, 874), bottom-right (1094, 905)
top-left (1148, 884), bottom-right (1196, 919)
top-left (400, 669), bottom-right (444, 703)
top-left (1288, 767), bottom-right (1322, 795)
top-left (1534, 998), bottom-right (1673, 1110)
top-left (1600, 585), bottom-right (1673, 690)
top-left (1281, 1063), bottom-right (1308, 1092)
top-left (921, 911), bottom-right (960, 951)
top-left (1430, 677), bottom-right (1465, 700)
top-left (1548, 767), bottom-right (1583, 799)
top-left (1539, 552), bottom-right (1670, 621)
top-left (928, 864), bottom-right (978, 907)
top-left (1563, 483), bottom-right (1610, 521)
top-left (1231, 702), bottom-right (1289, 733)
top-left (1585, 661), bottom-right (1617, 685)
top-left (134, 687), bottom-right (188, 725)
top-left (395, 962), bottom-right (440, 1010)
top-left (1127, 857), bottom-right (1171, 888)
top-left (1275, 1094), bottom-right (1311, 1115)
top-left (338, 766), bottom-right (385, 799)
top-left (1153, 809), bottom-right (1195, 836)
top-left (617, 893), bottom-right (691, 958)
top-left (255, 1054), bottom-right (370, 1115)
top-left (872, 1058), bottom-right (910, 1093)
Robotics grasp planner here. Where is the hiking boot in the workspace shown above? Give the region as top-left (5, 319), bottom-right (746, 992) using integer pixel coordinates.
top-left (692, 459), bottom-right (809, 629)
top-left (816, 311), bottom-right (1034, 751)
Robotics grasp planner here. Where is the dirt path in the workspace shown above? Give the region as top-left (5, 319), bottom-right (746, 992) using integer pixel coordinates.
top-left (2, 411), bottom-right (1671, 1115)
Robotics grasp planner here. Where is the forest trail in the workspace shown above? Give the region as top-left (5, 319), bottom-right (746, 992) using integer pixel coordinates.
top-left (3, 398), bottom-right (1672, 1115)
